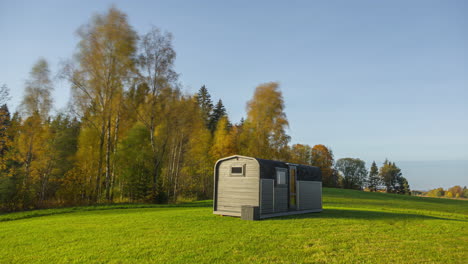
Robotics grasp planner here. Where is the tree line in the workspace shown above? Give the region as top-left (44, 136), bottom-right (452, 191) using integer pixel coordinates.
top-left (289, 145), bottom-right (410, 194)
top-left (0, 7), bottom-right (410, 212)
top-left (422, 186), bottom-right (468, 199)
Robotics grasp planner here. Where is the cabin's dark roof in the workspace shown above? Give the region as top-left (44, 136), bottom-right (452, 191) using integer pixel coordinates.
top-left (254, 157), bottom-right (322, 182)
top-left (294, 164), bottom-right (322, 182)
top-left (255, 158), bottom-right (289, 179)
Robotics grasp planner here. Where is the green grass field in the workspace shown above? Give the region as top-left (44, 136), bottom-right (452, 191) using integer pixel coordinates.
top-left (1, 188), bottom-right (467, 263)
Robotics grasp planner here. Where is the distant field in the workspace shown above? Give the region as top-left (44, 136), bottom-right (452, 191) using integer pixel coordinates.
top-left (0, 188), bottom-right (467, 263)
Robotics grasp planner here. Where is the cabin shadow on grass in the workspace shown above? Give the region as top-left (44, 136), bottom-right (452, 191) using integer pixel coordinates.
top-left (268, 208), bottom-right (466, 222)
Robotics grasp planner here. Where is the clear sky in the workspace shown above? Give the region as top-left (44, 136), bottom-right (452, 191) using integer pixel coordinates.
top-left (1, 0), bottom-right (467, 190)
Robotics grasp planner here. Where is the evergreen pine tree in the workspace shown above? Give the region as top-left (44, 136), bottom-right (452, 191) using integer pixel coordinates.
top-left (195, 85), bottom-right (213, 129)
top-left (396, 176), bottom-right (411, 195)
top-left (0, 104), bottom-right (11, 159)
top-left (379, 160), bottom-right (405, 193)
top-left (209, 99), bottom-right (227, 133)
top-left (0, 84), bottom-right (11, 106)
top-left (367, 161), bottom-right (380, 192)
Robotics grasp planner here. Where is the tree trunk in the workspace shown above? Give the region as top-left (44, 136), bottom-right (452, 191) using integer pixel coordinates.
top-left (105, 116), bottom-right (112, 201)
top-left (149, 124), bottom-right (158, 199)
top-left (110, 113), bottom-right (120, 202)
top-left (173, 135), bottom-right (183, 203)
top-left (95, 122), bottom-right (106, 202)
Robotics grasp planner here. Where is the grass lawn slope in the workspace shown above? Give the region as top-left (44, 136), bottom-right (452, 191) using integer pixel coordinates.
top-left (0, 188), bottom-right (467, 263)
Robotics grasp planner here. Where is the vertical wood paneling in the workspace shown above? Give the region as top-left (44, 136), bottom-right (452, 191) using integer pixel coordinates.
top-left (261, 179), bottom-right (274, 214)
top-left (216, 157), bottom-right (260, 214)
top-left (297, 181), bottom-right (322, 210)
top-left (274, 186), bottom-right (288, 212)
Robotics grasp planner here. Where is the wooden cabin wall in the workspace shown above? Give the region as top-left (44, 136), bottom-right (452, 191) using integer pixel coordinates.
top-left (297, 181), bottom-right (322, 210)
top-left (260, 180), bottom-right (288, 214)
top-left (216, 157), bottom-right (259, 214)
top-left (260, 179), bottom-right (274, 214)
top-left (274, 185), bottom-right (288, 212)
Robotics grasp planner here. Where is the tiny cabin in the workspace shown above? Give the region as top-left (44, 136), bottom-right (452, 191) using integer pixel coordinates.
top-left (213, 155), bottom-right (322, 220)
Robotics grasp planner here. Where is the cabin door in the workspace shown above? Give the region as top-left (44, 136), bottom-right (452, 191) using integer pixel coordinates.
top-left (289, 166), bottom-right (297, 210)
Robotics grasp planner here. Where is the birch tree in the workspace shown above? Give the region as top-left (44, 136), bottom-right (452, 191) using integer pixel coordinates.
top-left (241, 82), bottom-right (290, 160)
top-left (132, 27), bottom-right (178, 201)
top-left (210, 116), bottom-right (236, 160)
top-left (63, 7), bottom-right (137, 201)
top-left (290, 144), bottom-right (312, 165)
top-left (15, 59), bottom-right (54, 207)
top-left (21, 59), bottom-right (53, 119)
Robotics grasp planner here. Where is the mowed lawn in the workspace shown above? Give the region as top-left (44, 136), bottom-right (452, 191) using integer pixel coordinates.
top-left (0, 188), bottom-right (467, 263)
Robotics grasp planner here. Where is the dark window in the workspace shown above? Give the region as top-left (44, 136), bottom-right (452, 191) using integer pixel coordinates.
top-left (231, 167), bottom-right (243, 174)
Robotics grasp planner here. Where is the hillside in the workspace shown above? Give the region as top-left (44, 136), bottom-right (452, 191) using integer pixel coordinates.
top-left (0, 188), bottom-right (467, 263)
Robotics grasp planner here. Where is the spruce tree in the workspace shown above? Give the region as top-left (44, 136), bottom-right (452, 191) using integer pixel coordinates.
top-left (195, 85), bottom-right (213, 129)
top-left (367, 161), bottom-right (380, 192)
top-left (396, 176), bottom-right (411, 195)
top-left (379, 160), bottom-right (404, 193)
top-left (0, 104), bottom-right (11, 182)
top-left (0, 84), bottom-right (11, 106)
top-left (239, 117), bottom-right (245, 126)
top-left (209, 99), bottom-right (227, 133)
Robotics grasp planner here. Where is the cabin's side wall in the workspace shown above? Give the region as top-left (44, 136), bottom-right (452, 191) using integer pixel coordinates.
top-left (261, 169), bottom-right (288, 215)
top-left (274, 185), bottom-right (288, 212)
top-left (260, 179), bottom-right (274, 214)
top-left (215, 157), bottom-right (260, 214)
top-left (297, 181), bottom-right (322, 210)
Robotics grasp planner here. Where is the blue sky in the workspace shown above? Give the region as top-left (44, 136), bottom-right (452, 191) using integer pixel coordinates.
top-left (1, 0), bottom-right (467, 190)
